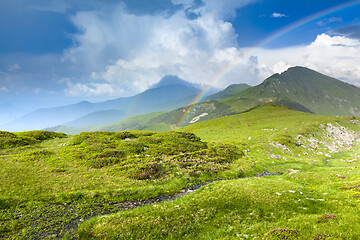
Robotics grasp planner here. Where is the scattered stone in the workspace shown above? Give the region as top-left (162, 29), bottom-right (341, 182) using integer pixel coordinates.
top-left (285, 169), bottom-right (300, 176)
top-left (254, 171), bottom-right (281, 177)
top-left (268, 153), bottom-right (282, 159)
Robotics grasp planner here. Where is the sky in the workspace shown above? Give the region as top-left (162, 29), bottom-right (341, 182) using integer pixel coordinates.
top-left (1, 0), bottom-right (360, 123)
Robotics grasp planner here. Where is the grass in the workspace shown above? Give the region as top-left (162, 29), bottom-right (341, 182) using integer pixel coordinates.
top-left (1, 104), bottom-right (360, 239)
top-left (78, 162), bottom-right (360, 239)
top-left (0, 130), bottom-right (246, 239)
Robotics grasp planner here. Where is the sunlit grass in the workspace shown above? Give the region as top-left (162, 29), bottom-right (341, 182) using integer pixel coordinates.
top-left (1, 105), bottom-right (360, 239)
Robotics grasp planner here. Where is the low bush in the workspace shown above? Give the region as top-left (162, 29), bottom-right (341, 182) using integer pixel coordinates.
top-left (317, 213), bottom-right (337, 223)
top-left (18, 130), bottom-right (66, 141)
top-left (0, 131), bottom-right (35, 149)
top-left (269, 228), bottom-right (299, 239)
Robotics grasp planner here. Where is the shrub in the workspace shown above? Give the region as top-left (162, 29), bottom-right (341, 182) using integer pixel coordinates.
top-left (128, 162), bottom-right (164, 180)
top-left (113, 130), bottom-right (154, 139)
top-left (339, 184), bottom-right (360, 191)
top-left (273, 135), bottom-right (293, 146)
top-left (205, 143), bottom-right (243, 163)
top-left (312, 232), bottom-right (338, 239)
top-left (18, 149), bottom-right (53, 162)
top-left (317, 213), bottom-right (337, 223)
top-left (87, 149), bottom-right (126, 168)
top-left (269, 228), bottom-right (298, 239)
top-left (143, 131), bottom-right (207, 155)
top-left (0, 131), bottom-right (35, 149)
top-left (18, 130), bottom-right (66, 141)
top-left (120, 141), bottom-right (145, 154)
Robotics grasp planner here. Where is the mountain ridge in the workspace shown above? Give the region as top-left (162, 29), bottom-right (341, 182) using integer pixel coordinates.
top-left (233, 66), bottom-right (360, 116)
top-left (1, 75), bottom-right (202, 131)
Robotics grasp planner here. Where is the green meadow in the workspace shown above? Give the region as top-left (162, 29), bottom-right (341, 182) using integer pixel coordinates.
top-left (1, 104), bottom-right (360, 239)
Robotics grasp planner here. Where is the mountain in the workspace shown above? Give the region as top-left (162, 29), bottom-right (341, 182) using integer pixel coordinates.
top-left (89, 66), bottom-right (360, 133)
top-left (38, 66), bottom-right (360, 134)
top-left (64, 85), bottom-right (200, 128)
top-left (151, 75), bottom-right (197, 88)
top-left (1, 76), bottom-right (201, 131)
top-left (233, 66), bottom-right (360, 116)
top-left (1, 101), bottom-right (97, 132)
top-left (206, 83), bottom-right (251, 100)
top-left (64, 110), bottom-right (125, 127)
top-left (0, 102), bottom-right (26, 125)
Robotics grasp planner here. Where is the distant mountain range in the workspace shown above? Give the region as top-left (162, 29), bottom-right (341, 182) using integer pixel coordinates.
top-left (54, 66), bottom-right (360, 134)
top-left (1, 76), bottom-right (216, 131)
top-left (3, 66), bottom-right (360, 133)
top-left (0, 102), bottom-right (26, 126)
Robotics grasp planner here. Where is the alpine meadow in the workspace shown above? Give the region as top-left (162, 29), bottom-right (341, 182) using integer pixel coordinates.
top-left (1, 1), bottom-right (360, 240)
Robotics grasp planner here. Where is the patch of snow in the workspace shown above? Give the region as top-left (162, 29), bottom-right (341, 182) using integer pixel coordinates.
top-left (189, 113), bottom-right (208, 124)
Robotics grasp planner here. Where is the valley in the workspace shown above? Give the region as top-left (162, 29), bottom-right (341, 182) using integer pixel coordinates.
top-left (1, 104), bottom-right (360, 239)
top-left (45, 67), bottom-right (360, 135)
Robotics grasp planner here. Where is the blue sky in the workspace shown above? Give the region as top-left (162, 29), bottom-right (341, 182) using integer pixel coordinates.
top-left (1, 0), bottom-right (360, 123)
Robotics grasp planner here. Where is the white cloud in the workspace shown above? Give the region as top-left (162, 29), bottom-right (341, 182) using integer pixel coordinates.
top-left (171, 0), bottom-right (195, 8)
top-left (317, 17), bottom-right (342, 26)
top-left (62, 1), bottom-right (360, 99)
top-left (64, 79), bottom-right (114, 97)
top-left (0, 86), bottom-right (9, 92)
top-left (271, 12), bottom-right (288, 18)
top-left (252, 34), bottom-right (360, 86)
top-left (8, 64), bottom-right (20, 72)
top-left (63, 0), bottom-right (261, 96)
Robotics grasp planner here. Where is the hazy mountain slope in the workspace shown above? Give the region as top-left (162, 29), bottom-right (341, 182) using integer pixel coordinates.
top-left (233, 66), bottom-right (360, 116)
top-left (48, 66), bottom-right (360, 134)
top-left (65, 110), bottom-right (126, 127)
top-left (0, 102), bottom-right (27, 125)
top-left (51, 100), bottom-right (235, 134)
top-left (1, 101), bottom-right (97, 132)
top-left (1, 76), bottom-right (201, 131)
top-left (63, 86), bottom-right (199, 128)
top-left (206, 83), bottom-right (251, 100)
top-left (92, 101), bottom-right (234, 133)
top-left (97, 66), bottom-right (360, 132)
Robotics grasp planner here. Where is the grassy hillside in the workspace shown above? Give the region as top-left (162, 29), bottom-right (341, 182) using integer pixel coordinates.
top-left (206, 83), bottom-right (251, 100)
top-left (54, 100), bottom-right (236, 134)
top-left (0, 129), bottom-right (243, 239)
top-left (77, 104), bottom-right (360, 239)
top-left (1, 105), bottom-right (360, 239)
top-left (48, 66), bottom-right (359, 135)
top-left (234, 66), bottom-right (360, 116)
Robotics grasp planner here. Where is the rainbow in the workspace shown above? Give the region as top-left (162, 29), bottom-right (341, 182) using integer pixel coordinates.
top-left (176, 0), bottom-right (360, 127)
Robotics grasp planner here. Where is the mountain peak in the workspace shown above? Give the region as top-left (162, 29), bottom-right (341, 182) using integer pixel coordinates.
top-left (151, 75), bottom-right (197, 89)
top-left (238, 66), bottom-right (360, 117)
